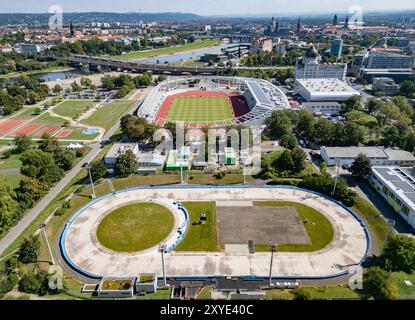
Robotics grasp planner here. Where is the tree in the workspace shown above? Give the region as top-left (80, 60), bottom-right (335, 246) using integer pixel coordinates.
top-left (291, 147), bottom-right (307, 173)
top-left (90, 160), bottom-right (108, 181)
top-left (53, 149), bottom-right (75, 171)
top-left (52, 84), bottom-right (63, 95)
top-left (0, 176), bottom-right (19, 233)
top-left (313, 119), bottom-right (335, 145)
top-left (39, 133), bottom-right (60, 153)
top-left (266, 110), bottom-right (292, 139)
top-left (70, 81), bottom-right (82, 92)
top-left (18, 235), bottom-right (40, 264)
top-left (80, 77), bottom-right (92, 89)
top-left (399, 80), bottom-right (415, 98)
top-left (275, 149), bottom-right (294, 173)
top-left (19, 176), bottom-right (49, 203)
top-left (349, 153), bottom-right (372, 179)
top-left (279, 133), bottom-right (298, 149)
top-left (382, 235), bottom-right (415, 274)
top-left (342, 123), bottom-right (365, 146)
top-left (115, 150), bottom-right (137, 177)
top-left (296, 109), bottom-right (315, 138)
top-left (362, 267), bottom-right (399, 300)
top-left (4, 256), bottom-right (19, 275)
top-left (14, 134), bottom-right (31, 153)
top-left (20, 149), bottom-right (54, 179)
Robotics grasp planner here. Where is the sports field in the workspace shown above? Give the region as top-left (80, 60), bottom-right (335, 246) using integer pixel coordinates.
top-left (165, 96), bottom-right (234, 123)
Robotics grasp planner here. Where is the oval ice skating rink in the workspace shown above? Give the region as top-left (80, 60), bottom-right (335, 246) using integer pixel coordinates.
top-left (61, 186), bottom-right (370, 279)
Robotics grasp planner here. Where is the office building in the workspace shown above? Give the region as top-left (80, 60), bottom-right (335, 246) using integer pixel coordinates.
top-left (370, 166), bottom-right (415, 229)
top-left (330, 38), bottom-right (343, 59)
top-left (295, 45), bottom-right (347, 81)
top-left (372, 77), bottom-right (400, 95)
top-left (320, 146), bottom-right (415, 167)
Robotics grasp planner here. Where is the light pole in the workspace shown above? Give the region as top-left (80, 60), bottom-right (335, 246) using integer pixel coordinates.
top-left (268, 243), bottom-right (277, 289)
top-left (331, 158), bottom-right (341, 197)
top-left (159, 244), bottom-right (167, 287)
top-left (380, 219), bottom-right (395, 256)
top-left (87, 164), bottom-right (96, 199)
top-left (40, 224), bottom-right (55, 265)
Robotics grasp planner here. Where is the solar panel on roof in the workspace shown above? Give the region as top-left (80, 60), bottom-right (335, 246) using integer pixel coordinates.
top-left (403, 192), bottom-right (415, 203)
top-left (248, 81), bottom-right (272, 106)
top-left (376, 168), bottom-right (401, 182)
top-left (391, 181), bottom-right (415, 193)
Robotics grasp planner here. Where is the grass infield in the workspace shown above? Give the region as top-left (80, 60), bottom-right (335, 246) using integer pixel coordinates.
top-left (96, 202), bottom-right (174, 252)
top-left (165, 96), bottom-right (234, 123)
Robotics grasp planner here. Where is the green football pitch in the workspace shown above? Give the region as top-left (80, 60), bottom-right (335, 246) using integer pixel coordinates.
top-left (165, 97), bottom-right (235, 123)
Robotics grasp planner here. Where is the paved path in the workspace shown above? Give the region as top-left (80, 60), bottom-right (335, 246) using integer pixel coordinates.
top-left (62, 187), bottom-right (369, 279)
top-left (0, 97), bottom-right (143, 255)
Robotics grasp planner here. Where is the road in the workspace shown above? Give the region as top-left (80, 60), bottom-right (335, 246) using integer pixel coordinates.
top-left (0, 96), bottom-right (143, 256)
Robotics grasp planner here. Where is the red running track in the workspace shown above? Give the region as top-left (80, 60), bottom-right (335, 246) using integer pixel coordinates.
top-left (11, 124), bottom-right (43, 137)
top-left (34, 126), bottom-right (61, 137)
top-left (0, 118), bottom-right (30, 136)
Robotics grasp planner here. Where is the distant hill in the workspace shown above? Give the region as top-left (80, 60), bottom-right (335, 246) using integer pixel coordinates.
top-left (0, 12), bottom-right (203, 26)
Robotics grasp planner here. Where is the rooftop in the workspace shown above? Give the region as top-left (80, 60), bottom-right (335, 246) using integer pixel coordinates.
top-left (296, 78), bottom-right (359, 94)
top-left (322, 146), bottom-right (415, 161)
top-left (105, 143), bottom-right (138, 159)
top-left (372, 166), bottom-right (415, 209)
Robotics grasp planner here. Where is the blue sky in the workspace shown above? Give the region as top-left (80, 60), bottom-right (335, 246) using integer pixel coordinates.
top-left (0, 0), bottom-right (414, 15)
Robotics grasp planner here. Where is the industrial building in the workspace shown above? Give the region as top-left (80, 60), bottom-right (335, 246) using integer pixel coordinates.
top-left (104, 143), bottom-right (139, 169)
top-left (320, 146), bottom-right (415, 167)
top-left (166, 147), bottom-right (190, 171)
top-left (370, 166), bottom-right (415, 230)
top-left (372, 77), bottom-right (400, 95)
top-left (295, 78), bottom-right (360, 102)
top-left (302, 101), bottom-right (341, 116)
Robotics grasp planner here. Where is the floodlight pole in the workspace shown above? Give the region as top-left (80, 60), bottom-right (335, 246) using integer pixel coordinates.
top-left (41, 225), bottom-right (55, 265)
top-left (331, 158), bottom-right (341, 197)
top-left (87, 165), bottom-right (96, 199)
top-left (180, 162), bottom-right (184, 185)
top-left (159, 244), bottom-right (167, 287)
top-left (269, 244), bottom-right (277, 289)
top-left (380, 219), bottom-right (395, 256)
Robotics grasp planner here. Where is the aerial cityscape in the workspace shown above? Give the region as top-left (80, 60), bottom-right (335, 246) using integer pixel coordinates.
top-left (1, 0), bottom-right (415, 309)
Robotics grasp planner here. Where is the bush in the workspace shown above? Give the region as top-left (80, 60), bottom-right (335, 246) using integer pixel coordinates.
top-left (362, 267), bottom-right (399, 300)
top-left (293, 288), bottom-right (311, 300)
top-left (381, 235), bottom-right (415, 273)
top-left (215, 171), bottom-right (227, 180)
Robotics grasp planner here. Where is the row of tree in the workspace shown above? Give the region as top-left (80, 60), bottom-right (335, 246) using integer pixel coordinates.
top-left (0, 76), bottom-right (50, 115)
top-left (0, 134), bottom-right (85, 234)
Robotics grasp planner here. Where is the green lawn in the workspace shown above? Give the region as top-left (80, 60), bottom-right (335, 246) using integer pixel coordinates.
top-left (1, 173), bottom-right (21, 189)
top-left (53, 100), bottom-right (99, 120)
top-left (82, 100), bottom-right (135, 132)
top-left (14, 108), bottom-right (40, 119)
top-left (188, 174), bottom-right (253, 185)
top-left (391, 272), bottom-right (415, 299)
top-left (64, 127), bottom-right (99, 141)
top-left (112, 174), bottom-right (179, 190)
top-left (175, 202), bottom-right (221, 252)
top-left (96, 202), bottom-right (174, 252)
top-left (166, 96), bottom-right (234, 124)
top-left (111, 39), bottom-right (221, 61)
top-left (352, 196), bottom-right (388, 254)
top-left (0, 153), bottom-right (21, 170)
top-left (266, 285), bottom-right (359, 300)
top-left (32, 113), bottom-right (67, 126)
top-left (255, 201), bottom-right (334, 252)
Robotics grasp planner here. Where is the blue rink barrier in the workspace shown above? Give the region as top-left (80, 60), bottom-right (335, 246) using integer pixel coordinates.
top-left (60, 185), bottom-right (371, 280)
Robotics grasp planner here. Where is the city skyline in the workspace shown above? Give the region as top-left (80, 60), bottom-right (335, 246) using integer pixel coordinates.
top-left (0, 0), bottom-right (415, 15)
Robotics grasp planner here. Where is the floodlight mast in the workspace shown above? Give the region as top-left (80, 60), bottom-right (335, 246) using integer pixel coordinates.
top-left (331, 158), bottom-right (341, 196)
top-left (159, 244), bottom-right (167, 287)
top-left (269, 243), bottom-right (277, 289)
top-left (87, 164), bottom-right (96, 199)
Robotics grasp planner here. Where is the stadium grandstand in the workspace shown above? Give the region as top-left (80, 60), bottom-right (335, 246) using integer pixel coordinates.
top-left (138, 76), bottom-right (290, 128)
